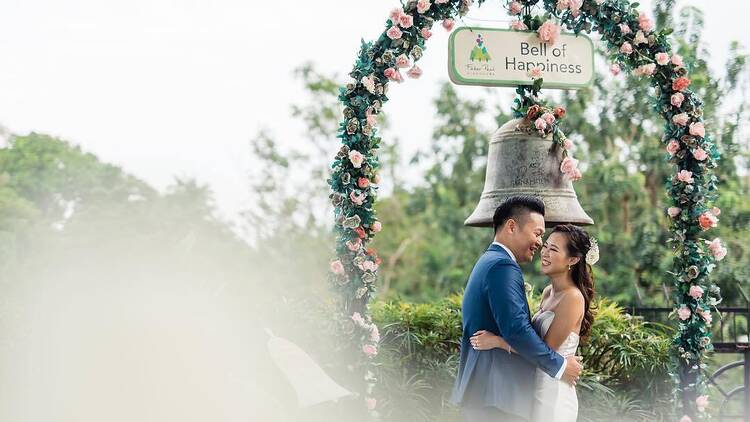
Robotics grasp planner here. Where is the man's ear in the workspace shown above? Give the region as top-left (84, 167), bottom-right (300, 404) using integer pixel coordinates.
top-left (506, 218), bottom-right (516, 234)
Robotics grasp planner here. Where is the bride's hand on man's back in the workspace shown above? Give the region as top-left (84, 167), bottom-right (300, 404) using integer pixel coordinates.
top-left (470, 330), bottom-right (511, 352)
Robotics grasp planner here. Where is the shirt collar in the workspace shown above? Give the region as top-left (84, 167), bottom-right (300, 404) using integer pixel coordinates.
top-left (491, 241), bottom-right (517, 262)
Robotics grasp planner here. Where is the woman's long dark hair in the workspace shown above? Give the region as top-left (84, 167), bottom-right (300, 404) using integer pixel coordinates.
top-left (551, 224), bottom-right (597, 339)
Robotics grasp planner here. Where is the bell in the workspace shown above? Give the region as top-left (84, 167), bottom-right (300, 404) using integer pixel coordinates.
top-left (465, 118), bottom-right (594, 227)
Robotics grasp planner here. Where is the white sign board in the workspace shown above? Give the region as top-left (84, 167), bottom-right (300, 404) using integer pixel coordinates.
top-left (448, 27), bottom-right (594, 89)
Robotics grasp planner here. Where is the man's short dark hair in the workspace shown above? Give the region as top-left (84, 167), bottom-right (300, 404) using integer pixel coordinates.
top-left (493, 195), bottom-right (546, 233)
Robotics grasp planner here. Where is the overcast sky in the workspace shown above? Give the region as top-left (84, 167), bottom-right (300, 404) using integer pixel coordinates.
top-left (0, 0), bottom-right (747, 222)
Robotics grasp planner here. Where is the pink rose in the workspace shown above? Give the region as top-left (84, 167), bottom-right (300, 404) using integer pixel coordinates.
top-left (634, 63), bottom-right (656, 77)
top-left (668, 207), bottom-right (681, 218)
top-left (564, 138), bottom-right (573, 149)
top-left (677, 306), bottom-right (691, 321)
top-left (396, 54), bottom-right (410, 68)
top-left (672, 112), bottom-right (689, 126)
top-left (569, 0), bottom-right (582, 16)
top-left (692, 148), bottom-right (708, 161)
top-left (696, 395), bottom-right (709, 412)
top-left (510, 20), bottom-right (528, 30)
top-left (610, 63), bottom-right (621, 75)
top-left (676, 169), bottom-right (694, 184)
top-left (619, 42), bottom-right (633, 55)
top-left (372, 221), bottom-right (382, 232)
top-left (365, 397), bottom-right (377, 410)
top-left (349, 150), bottom-right (364, 168)
top-left (571, 168), bottom-right (582, 181)
top-left (534, 117), bottom-right (547, 131)
top-left (407, 65), bottom-right (423, 79)
top-left (331, 260), bottom-right (345, 275)
top-left (706, 238), bottom-right (727, 261)
top-left (667, 139), bottom-right (680, 156)
top-left (347, 238), bottom-right (362, 252)
top-left (442, 18), bottom-right (455, 31)
top-left (384, 67), bottom-right (399, 81)
top-left (417, 0), bottom-right (431, 14)
top-left (399, 14), bottom-right (414, 29)
top-left (360, 260), bottom-right (378, 272)
top-left (389, 8), bottom-right (404, 24)
top-left (351, 312), bottom-right (366, 325)
top-left (358, 177), bottom-right (370, 188)
top-left (672, 54), bottom-right (684, 67)
top-left (698, 212), bottom-right (718, 230)
top-left (541, 112), bottom-right (555, 125)
top-left (711, 206), bottom-right (721, 216)
top-left (556, 0), bottom-right (571, 10)
top-left (350, 191), bottom-right (367, 206)
top-left (560, 156), bottom-right (579, 175)
top-left (633, 30), bottom-right (647, 45)
top-left (366, 111), bottom-right (377, 127)
top-left (421, 27), bottom-right (432, 39)
top-left (509, 1), bottom-right (523, 15)
top-left (689, 285), bottom-right (704, 299)
top-left (619, 23), bottom-right (631, 34)
top-left (655, 52), bottom-right (670, 66)
top-left (528, 66), bottom-right (543, 79)
top-left (689, 122), bottom-right (705, 137)
top-left (386, 25), bottom-right (403, 40)
top-left (362, 344), bottom-right (378, 357)
top-left (671, 92), bottom-right (685, 108)
top-left (537, 20), bottom-right (561, 45)
top-left (354, 226), bottom-right (366, 239)
top-left (699, 310), bottom-right (712, 324)
top-left (370, 324), bottom-right (380, 342)
top-left (672, 76), bottom-right (691, 92)
top-left (638, 12), bottom-right (654, 32)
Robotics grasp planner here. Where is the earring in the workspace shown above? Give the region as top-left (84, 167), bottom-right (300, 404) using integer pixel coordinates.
top-left (568, 265), bottom-right (571, 271)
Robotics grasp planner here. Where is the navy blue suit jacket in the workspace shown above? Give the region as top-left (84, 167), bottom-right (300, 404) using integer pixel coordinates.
top-left (451, 244), bottom-right (564, 418)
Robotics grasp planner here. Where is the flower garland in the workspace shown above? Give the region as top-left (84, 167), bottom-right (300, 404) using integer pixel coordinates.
top-left (330, 0), bottom-right (723, 418)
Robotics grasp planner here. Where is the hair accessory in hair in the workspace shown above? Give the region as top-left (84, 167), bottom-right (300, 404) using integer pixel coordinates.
top-left (586, 238), bottom-right (600, 265)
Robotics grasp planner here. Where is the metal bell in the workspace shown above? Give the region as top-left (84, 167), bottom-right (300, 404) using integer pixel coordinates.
top-left (465, 118), bottom-right (594, 227)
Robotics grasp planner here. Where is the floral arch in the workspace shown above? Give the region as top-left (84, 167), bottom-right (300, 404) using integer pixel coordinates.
top-left (327, 0), bottom-right (725, 419)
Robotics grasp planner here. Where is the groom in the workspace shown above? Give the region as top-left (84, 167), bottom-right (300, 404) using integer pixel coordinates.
top-left (451, 195), bottom-right (583, 422)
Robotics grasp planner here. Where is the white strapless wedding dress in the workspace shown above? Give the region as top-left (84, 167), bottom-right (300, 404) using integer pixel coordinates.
top-left (530, 310), bottom-right (579, 422)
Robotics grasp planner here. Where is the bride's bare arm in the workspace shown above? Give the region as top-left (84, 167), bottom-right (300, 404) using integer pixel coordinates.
top-left (470, 330), bottom-right (516, 353)
top-left (543, 290), bottom-right (585, 351)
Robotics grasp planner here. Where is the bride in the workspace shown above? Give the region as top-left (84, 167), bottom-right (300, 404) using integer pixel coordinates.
top-left (470, 224), bottom-right (598, 422)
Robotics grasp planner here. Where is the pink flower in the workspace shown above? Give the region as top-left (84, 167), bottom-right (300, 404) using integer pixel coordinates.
top-left (571, 168), bottom-right (582, 181)
top-left (349, 150), bottom-right (364, 168)
top-left (672, 76), bottom-right (691, 92)
top-left (699, 309), bottom-right (712, 324)
top-left (396, 54), bottom-right (410, 68)
top-left (330, 260), bottom-right (345, 275)
top-left (370, 324), bottom-right (380, 342)
top-left (619, 42), bottom-right (633, 55)
top-left (560, 156), bottom-right (579, 176)
top-left (619, 23), bottom-right (631, 34)
top-left (350, 191), bottom-right (367, 206)
top-left (527, 66), bottom-right (543, 79)
top-left (699, 212), bottom-right (718, 230)
top-left (668, 207), bottom-right (681, 218)
top-left (655, 52), bottom-right (670, 66)
top-left (351, 312), bottom-right (366, 325)
top-left (365, 397), bottom-right (377, 410)
top-left (689, 122), bottom-right (705, 137)
top-left (610, 63), bottom-right (621, 75)
top-left (677, 306), bottom-right (691, 321)
top-left (354, 226), bottom-right (366, 239)
top-left (360, 260), bottom-right (378, 272)
top-left (510, 20), bottom-right (528, 30)
top-left (667, 138), bottom-right (684, 157)
top-left (676, 169), bottom-right (694, 184)
top-left (556, 0), bottom-right (571, 10)
top-left (692, 148), bottom-right (708, 161)
top-left (535, 117), bottom-right (547, 131)
top-left (421, 27), bottom-right (432, 39)
top-left (399, 14), bottom-right (414, 29)
top-left (564, 139), bottom-right (573, 149)
top-left (638, 12), bottom-right (654, 32)
top-left (347, 238), bottom-right (362, 252)
top-left (672, 54), bottom-right (684, 67)
top-left (689, 285), bottom-right (705, 299)
top-left (362, 344), bottom-right (378, 357)
top-left (680, 416), bottom-right (692, 422)
top-left (538, 20), bottom-right (561, 45)
top-left (407, 65), bottom-right (423, 79)
top-left (442, 19), bottom-right (455, 31)
top-left (542, 112), bottom-right (556, 125)
top-left (417, 0), bottom-right (431, 14)
top-left (711, 206), bottom-right (721, 216)
top-left (366, 111), bottom-right (377, 127)
top-left (372, 221), bottom-right (382, 232)
top-left (672, 112), bottom-right (689, 126)
top-left (671, 92), bottom-right (685, 108)
top-left (358, 177), bottom-right (370, 189)
top-left (696, 395), bottom-right (709, 412)
top-left (386, 25), bottom-right (403, 40)
top-left (384, 67), bottom-right (400, 81)
top-left (630, 31), bottom-right (645, 46)
top-left (509, 1), bottom-right (523, 15)
top-left (634, 63), bottom-right (656, 77)
top-left (706, 238), bottom-right (727, 261)
top-left (389, 8), bottom-right (404, 24)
